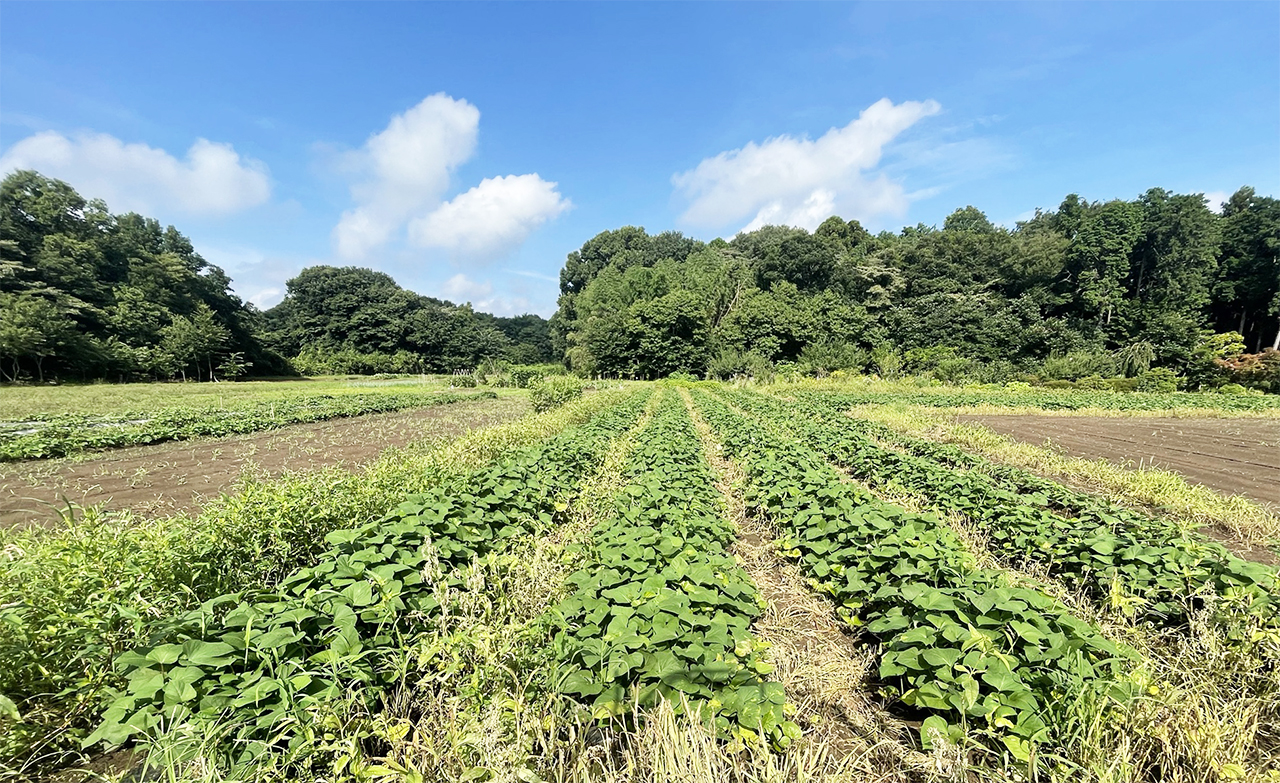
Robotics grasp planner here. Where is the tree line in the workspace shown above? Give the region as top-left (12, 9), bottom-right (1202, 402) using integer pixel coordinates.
top-left (0, 171), bottom-right (553, 383)
top-left (551, 187), bottom-right (1279, 390)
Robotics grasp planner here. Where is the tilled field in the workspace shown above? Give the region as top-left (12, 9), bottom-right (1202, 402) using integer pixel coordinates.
top-left (957, 414), bottom-right (1280, 506)
top-left (0, 395), bottom-right (528, 528)
top-left (4, 385), bottom-right (1278, 783)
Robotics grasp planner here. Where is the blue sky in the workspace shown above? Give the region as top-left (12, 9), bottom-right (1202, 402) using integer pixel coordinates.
top-left (2, 2), bottom-right (1277, 317)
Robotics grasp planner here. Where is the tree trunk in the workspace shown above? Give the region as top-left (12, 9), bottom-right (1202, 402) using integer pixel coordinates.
top-left (35, 356), bottom-right (44, 383)
top-left (1239, 310), bottom-right (1247, 336)
top-left (1272, 317), bottom-right (1279, 351)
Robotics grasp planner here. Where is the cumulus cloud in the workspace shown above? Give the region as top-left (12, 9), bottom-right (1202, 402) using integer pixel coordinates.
top-left (672, 97), bottom-right (940, 232)
top-left (0, 131), bottom-right (270, 215)
top-left (409, 174), bottom-right (570, 260)
top-left (438, 273), bottom-right (533, 316)
top-left (330, 94), bottom-right (568, 263)
top-left (332, 93), bottom-right (480, 258)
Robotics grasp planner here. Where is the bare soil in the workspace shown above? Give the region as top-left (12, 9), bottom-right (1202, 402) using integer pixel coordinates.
top-left (958, 415), bottom-right (1280, 508)
top-left (0, 396), bottom-right (528, 529)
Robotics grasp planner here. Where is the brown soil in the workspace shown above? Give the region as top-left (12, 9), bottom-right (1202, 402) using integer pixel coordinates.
top-left (0, 396), bottom-right (528, 529)
top-left (958, 415), bottom-right (1280, 508)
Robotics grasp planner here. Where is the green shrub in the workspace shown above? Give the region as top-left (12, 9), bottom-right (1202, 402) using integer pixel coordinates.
top-left (1074, 375), bottom-right (1112, 390)
top-left (1043, 380), bottom-right (1075, 390)
top-left (1106, 377), bottom-right (1140, 392)
top-left (667, 371), bottom-right (700, 382)
top-left (1039, 350), bottom-right (1118, 381)
top-left (449, 374), bottom-right (477, 388)
top-left (510, 367), bottom-right (545, 389)
top-left (1136, 367), bottom-right (1179, 393)
top-left (1218, 383), bottom-right (1249, 395)
top-left (529, 375), bottom-right (584, 412)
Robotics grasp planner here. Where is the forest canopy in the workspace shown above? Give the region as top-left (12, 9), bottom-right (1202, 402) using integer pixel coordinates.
top-left (0, 171), bottom-right (554, 382)
top-left (4, 170), bottom-right (1276, 390)
top-left (551, 187), bottom-right (1280, 389)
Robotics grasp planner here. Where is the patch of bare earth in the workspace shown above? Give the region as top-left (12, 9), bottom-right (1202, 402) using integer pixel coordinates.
top-left (958, 415), bottom-right (1280, 508)
top-left (0, 396), bottom-right (528, 529)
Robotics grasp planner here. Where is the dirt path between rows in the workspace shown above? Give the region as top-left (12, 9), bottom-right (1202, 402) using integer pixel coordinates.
top-left (957, 415), bottom-right (1280, 508)
top-left (0, 396), bottom-right (528, 529)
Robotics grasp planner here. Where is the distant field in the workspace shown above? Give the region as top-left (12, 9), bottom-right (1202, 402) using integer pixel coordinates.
top-left (0, 375), bottom-right (468, 420)
top-left (0, 394), bottom-right (530, 528)
top-left (793, 379), bottom-right (1280, 415)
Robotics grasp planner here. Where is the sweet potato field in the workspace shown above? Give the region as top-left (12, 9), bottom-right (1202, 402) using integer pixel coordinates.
top-left (2, 383), bottom-right (1277, 783)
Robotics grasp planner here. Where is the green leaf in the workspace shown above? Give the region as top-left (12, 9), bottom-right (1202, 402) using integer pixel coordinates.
top-left (0, 694), bottom-right (20, 721)
top-left (146, 644), bottom-right (185, 665)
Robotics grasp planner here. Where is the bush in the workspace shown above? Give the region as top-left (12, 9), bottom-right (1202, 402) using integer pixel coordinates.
top-left (1136, 367), bottom-right (1179, 393)
top-left (1106, 377), bottom-right (1140, 393)
top-left (1074, 375), bottom-right (1112, 390)
top-left (707, 349), bottom-right (774, 382)
top-left (1218, 383), bottom-right (1249, 395)
top-left (667, 371), bottom-right (700, 382)
top-left (510, 367), bottom-right (545, 389)
top-left (1039, 350), bottom-right (1118, 381)
top-left (1215, 349), bottom-right (1280, 393)
top-left (529, 375), bottom-right (584, 412)
top-left (1043, 380), bottom-right (1075, 390)
top-left (449, 374), bottom-right (477, 388)
top-left (799, 342), bottom-right (869, 376)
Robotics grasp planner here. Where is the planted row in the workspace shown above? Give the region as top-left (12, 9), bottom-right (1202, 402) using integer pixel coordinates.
top-left (692, 389), bottom-right (1135, 759)
top-left (80, 391), bottom-right (651, 761)
top-left (0, 390), bottom-right (495, 460)
top-left (750, 390), bottom-right (1278, 633)
top-left (552, 390), bottom-right (799, 749)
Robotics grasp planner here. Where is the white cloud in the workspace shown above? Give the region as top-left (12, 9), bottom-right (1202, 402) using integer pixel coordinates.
top-left (199, 244), bottom-right (305, 310)
top-left (330, 94), bottom-right (568, 262)
top-left (332, 93), bottom-right (480, 258)
top-left (672, 97), bottom-right (940, 232)
top-left (0, 131), bottom-right (270, 215)
top-left (438, 272), bottom-right (533, 316)
top-left (441, 272), bottom-right (493, 301)
top-left (1203, 191), bottom-right (1229, 214)
top-left (409, 174), bottom-right (570, 260)
top-left (742, 188), bottom-right (837, 233)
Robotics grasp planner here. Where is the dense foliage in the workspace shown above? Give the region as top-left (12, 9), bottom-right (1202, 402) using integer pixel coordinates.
top-left (0, 171), bottom-right (282, 382)
top-left (553, 188), bottom-right (1280, 386)
top-left (0, 171), bottom-right (554, 383)
top-left (261, 265), bottom-right (555, 374)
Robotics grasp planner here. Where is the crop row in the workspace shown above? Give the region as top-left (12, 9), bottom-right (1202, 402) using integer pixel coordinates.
top-left (804, 388), bottom-right (1280, 413)
top-left (552, 390), bottom-right (798, 748)
top-left (0, 390), bottom-right (495, 461)
top-left (736, 390), bottom-right (1278, 636)
top-left (691, 389), bottom-right (1134, 759)
top-left (77, 390), bottom-right (652, 760)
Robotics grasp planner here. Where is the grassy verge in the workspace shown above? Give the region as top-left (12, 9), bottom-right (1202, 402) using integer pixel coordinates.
top-left (853, 403), bottom-right (1280, 546)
